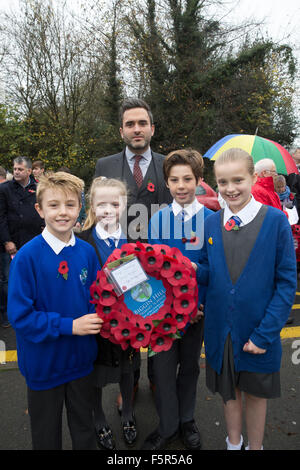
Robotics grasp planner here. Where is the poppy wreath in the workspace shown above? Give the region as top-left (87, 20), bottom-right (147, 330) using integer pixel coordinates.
top-left (90, 242), bottom-right (198, 354)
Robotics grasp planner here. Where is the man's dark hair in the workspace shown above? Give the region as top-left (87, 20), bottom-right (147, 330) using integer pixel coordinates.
top-left (119, 98), bottom-right (153, 126)
top-left (13, 156), bottom-right (32, 169)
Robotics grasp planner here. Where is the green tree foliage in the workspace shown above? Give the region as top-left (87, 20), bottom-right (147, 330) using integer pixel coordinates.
top-left (0, 0), bottom-right (298, 185)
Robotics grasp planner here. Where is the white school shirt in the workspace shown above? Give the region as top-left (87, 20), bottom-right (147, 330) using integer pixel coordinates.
top-left (42, 227), bottom-right (76, 255)
top-left (95, 222), bottom-right (122, 247)
top-left (223, 196), bottom-right (262, 227)
top-left (171, 198), bottom-right (204, 222)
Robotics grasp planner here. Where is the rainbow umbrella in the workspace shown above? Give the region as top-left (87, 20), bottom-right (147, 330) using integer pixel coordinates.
top-left (203, 134), bottom-right (298, 175)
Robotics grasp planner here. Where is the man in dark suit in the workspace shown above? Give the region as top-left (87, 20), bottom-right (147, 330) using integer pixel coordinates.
top-left (94, 98), bottom-right (172, 241)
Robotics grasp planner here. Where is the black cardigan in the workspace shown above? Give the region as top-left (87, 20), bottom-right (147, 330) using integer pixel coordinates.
top-left (76, 227), bottom-right (137, 367)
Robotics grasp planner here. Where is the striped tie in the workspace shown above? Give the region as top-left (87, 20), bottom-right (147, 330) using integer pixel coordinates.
top-left (107, 237), bottom-right (115, 248)
top-left (133, 155), bottom-right (143, 188)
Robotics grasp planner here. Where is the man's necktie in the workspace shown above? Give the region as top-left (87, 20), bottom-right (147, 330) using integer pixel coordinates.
top-left (133, 155), bottom-right (143, 188)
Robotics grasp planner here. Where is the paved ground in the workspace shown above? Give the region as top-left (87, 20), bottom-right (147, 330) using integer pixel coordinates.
top-left (0, 337), bottom-right (299, 452)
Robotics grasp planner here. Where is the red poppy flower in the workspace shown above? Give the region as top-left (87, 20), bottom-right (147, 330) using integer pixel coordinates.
top-left (99, 321), bottom-right (112, 339)
top-left (139, 249), bottom-right (164, 273)
top-left (160, 255), bottom-right (178, 278)
top-left (130, 326), bottom-right (152, 349)
top-left (151, 304), bottom-right (173, 322)
top-left (154, 317), bottom-right (177, 335)
top-left (225, 219), bottom-right (237, 231)
top-left (173, 312), bottom-right (189, 329)
top-left (147, 182), bottom-right (155, 192)
top-left (98, 289), bottom-right (118, 306)
top-left (150, 332), bottom-right (173, 353)
top-left (96, 304), bottom-right (116, 320)
top-left (133, 315), bottom-right (154, 333)
top-left (167, 267), bottom-right (190, 286)
top-left (170, 247), bottom-right (185, 263)
top-left (173, 280), bottom-right (196, 297)
top-left (99, 273), bottom-right (115, 291)
top-left (90, 283), bottom-right (103, 303)
top-left (112, 319), bottom-right (132, 344)
top-left (58, 260), bottom-right (69, 280)
top-left (173, 294), bottom-right (196, 314)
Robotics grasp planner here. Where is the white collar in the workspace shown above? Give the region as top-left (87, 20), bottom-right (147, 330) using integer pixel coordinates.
top-left (223, 195), bottom-right (262, 226)
top-left (126, 147), bottom-right (152, 161)
top-left (42, 227), bottom-right (76, 254)
top-left (95, 222), bottom-right (122, 243)
top-left (172, 198), bottom-right (203, 221)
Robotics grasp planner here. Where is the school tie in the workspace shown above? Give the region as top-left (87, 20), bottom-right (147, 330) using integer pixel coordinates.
top-left (107, 237), bottom-right (116, 249)
top-left (181, 209), bottom-right (186, 237)
top-left (231, 215), bottom-right (242, 226)
top-left (133, 155), bottom-right (143, 188)
top-left (225, 215), bottom-right (242, 231)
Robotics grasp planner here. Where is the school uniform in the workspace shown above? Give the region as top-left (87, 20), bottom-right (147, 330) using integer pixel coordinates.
top-left (8, 228), bottom-right (99, 449)
top-left (78, 223), bottom-right (139, 448)
top-left (147, 199), bottom-right (213, 441)
top-left (196, 197), bottom-right (297, 402)
top-left (78, 223), bottom-right (140, 384)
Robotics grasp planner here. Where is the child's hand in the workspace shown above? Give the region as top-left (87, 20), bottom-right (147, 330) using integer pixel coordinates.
top-left (191, 262), bottom-right (198, 271)
top-left (190, 305), bottom-right (204, 324)
top-left (243, 339), bottom-right (266, 354)
top-left (72, 313), bottom-right (103, 336)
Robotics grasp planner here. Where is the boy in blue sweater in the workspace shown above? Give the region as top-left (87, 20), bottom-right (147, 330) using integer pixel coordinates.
top-left (142, 149), bottom-right (213, 450)
top-left (8, 171), bottom-right (103, 450)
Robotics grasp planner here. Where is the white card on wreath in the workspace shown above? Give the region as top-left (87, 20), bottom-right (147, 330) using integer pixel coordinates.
top-left (108, 257), bottom-right (148, 294)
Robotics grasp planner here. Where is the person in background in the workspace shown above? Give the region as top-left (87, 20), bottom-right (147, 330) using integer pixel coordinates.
top-left (32, 161), bottom-right (45, 182)
top-left (251, 159), bottom-right (281, 210)
top-left (0, 167), bottom-right (10, 328)
top-left (0, 156), bottom-right (44, 258)
top-left (274, 175), bottom-right (295, 210)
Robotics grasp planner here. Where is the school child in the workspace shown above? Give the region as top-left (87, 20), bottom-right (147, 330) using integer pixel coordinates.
top-left (197, 148), bottom-right (297, 450)
top-left (79, 177), bottom-right (139, 449)
top-left (142, 149), bottom-right (213, 450)
top-left (7, 172), bottom-right (103, 450)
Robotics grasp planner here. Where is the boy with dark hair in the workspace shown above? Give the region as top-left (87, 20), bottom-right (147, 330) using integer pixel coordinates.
top-left (142, 149), bottom-right (213, 450)
top-left (8, 171), bottom-right (103, 450)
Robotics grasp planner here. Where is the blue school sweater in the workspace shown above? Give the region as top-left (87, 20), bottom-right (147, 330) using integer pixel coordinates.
top-left (197, 206), bottom-right (297, 374)
top-left (7, 235), bottom-right (99, 390)
top-left (148, 204), bottom-right (213, 304)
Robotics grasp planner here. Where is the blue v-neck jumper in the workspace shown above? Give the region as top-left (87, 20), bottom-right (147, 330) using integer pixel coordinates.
top-left (196, 206), bottom-right (297, 374)
top-left (148, 204), bottom-right (213, 304)
top-left (7, 235), bottom-right (100, 390)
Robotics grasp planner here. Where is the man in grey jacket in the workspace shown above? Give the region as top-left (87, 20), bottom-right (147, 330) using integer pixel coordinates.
top-left (94, 98), bottom-right (172, 241)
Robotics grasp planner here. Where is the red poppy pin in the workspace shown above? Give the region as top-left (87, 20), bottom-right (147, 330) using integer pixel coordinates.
top-left (225, 218), bottom-right (240, 231)
top-left (58, 261), bottom-right (69, 280)
top-left (147, 181), bottom-right (155, 192)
